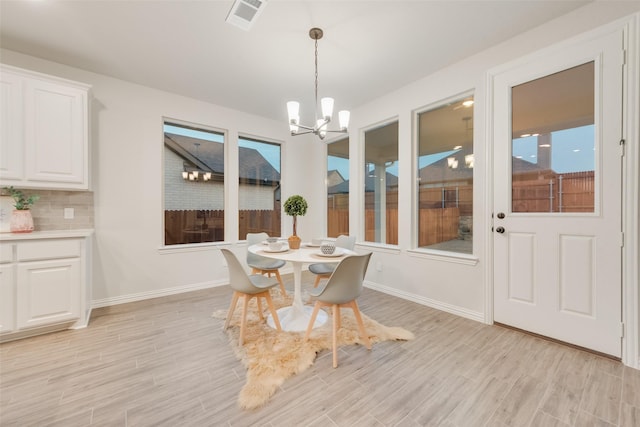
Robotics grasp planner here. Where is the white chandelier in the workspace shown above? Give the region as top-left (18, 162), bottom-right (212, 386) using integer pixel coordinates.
top-left (286, 28), bottom-right (350, 140)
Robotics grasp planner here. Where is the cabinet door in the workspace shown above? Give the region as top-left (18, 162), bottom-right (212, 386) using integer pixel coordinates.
top-left (24, 78), bottom-right (88, 188)
top-left (0, 70), bottom-right (24, 181)
top-left (0, 264), bottom-right (16, 333)
top-left (17, 258), bottom-right (80, 329)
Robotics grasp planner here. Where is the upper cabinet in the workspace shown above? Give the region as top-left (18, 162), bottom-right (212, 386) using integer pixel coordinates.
top-left (0, 64), bottom-right (91, 190)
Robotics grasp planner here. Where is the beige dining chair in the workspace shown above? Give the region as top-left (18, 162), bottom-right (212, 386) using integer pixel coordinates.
top-left (304, 252), bottom-right (373, 368)
top-left (221, 248), bottom-right (282, 346)
top-left (308, 235), bottom-right (356, 288)
top-left (246, 232), bottom-right (287, 296)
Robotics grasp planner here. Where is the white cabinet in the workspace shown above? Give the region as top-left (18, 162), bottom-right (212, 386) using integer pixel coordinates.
top-left (16, 240), bottom-right (81, 329)
top-left (0, 232), bottom-right (92, 342)
top-left (0, 64), bottom-right (90, 190)
top-left (0, 243), bottom-right (15, 333)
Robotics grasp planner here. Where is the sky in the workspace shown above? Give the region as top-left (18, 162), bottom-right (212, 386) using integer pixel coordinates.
top-left (167, 122), bottom-right (594, 181)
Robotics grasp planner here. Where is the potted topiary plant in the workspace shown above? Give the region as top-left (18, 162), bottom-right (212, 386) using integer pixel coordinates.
top-left (283, 194), bottom-right (308, 249)
top-left (4, 186), bottom-right (39, 233)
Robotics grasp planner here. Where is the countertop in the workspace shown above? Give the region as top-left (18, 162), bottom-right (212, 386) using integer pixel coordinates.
top-left (0, 229), bottom-right (94, 241)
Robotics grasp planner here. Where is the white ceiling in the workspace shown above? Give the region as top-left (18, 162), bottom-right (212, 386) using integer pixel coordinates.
top-left (0, 0), bottom-right (591, 125)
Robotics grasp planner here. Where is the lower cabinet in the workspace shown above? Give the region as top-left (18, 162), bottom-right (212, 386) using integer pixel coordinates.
top-left (0, 234), bottom-right (91, 342)
top-left (17, 257), bottom-right (81, 330)
top-left (0, 264), bottom-right (16, 333)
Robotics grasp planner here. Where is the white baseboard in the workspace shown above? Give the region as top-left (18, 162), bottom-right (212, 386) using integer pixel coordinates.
top-left (364, 280), bottom-right (485, 324)
top-left (90, 270), bottom-right (481, 328)
top-left (91, 279), bottom-right (228, 309)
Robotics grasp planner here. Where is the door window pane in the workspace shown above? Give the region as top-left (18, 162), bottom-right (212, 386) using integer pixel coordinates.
top-left (327, 137), bottom-right (349, 237)
top-left (364, 121), bottom-right (398, 245)
top-left (417, 97), bottom-right (474, 254)
top-left (164, 122), bottom-right (225, 245)
top-left (238, 137), bottom-right (281, 239)
top-left (511, 62), bottom-right (594, 213)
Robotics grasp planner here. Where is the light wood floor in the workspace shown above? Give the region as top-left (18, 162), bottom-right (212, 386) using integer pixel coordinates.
top-left (1, 271), bottom-right (639, 426)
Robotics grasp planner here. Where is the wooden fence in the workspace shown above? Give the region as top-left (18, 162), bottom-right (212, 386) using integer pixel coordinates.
top-left (512, 171), bottom-right (594, 213)
top-left (164, 209), bottom-right (280, 245)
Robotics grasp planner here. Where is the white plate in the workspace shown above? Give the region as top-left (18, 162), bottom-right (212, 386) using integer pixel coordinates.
top-left (304, 243), bottom-right (321, 247)
top-left (262, 247), bottom-right (289, 253)
top-left (316, 248), bottom-right (346, 257)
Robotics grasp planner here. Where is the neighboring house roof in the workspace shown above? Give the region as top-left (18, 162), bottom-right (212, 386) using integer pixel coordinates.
top-left (328, 172), bottom-right (399, 194)
top-left (327, 170), bottom-right (345, 187)
top-left (418, 148), bottom-right (473, 184)
top-left (164, 133), bottom-right (281, 184)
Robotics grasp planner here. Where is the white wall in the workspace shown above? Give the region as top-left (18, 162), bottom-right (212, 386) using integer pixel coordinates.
top-left (0, 1), bottom-right (637, 360)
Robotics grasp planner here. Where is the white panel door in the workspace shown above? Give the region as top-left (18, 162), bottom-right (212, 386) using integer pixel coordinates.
top-left (493, 30), bottom-right (623, 357)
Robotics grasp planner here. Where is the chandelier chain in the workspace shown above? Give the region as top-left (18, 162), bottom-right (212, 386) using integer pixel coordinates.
top-left (314, 37), bottom-right (319, 119)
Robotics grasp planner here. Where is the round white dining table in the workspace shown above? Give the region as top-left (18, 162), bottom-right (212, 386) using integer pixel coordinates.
top-left (248, 242), bottom-right (355, 332)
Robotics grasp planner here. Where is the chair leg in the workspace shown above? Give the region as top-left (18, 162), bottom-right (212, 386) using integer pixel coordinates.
top-left (274, 270), bottom-right (287, 296)
top-left (304, 302), bottom-right (322, 341)
top-left (349, 300), bottom-right (372, 350)
top-left (313, 273), bottom-right (329, 288)
top-left (335, 305), bottom-right (342, 330)
top-left (313, 275), bottom-right (322, 288)
top-left (256, 297), bottom-right (264, 321)
top-left (224, 291), bottom-right (240, 330)
top-left (239, 294), bottom-right (250, 346)
top-left (251, 268), bottom-right (259, 275)
top-left (263, 291), bottom-right (282, 331)
top-left (332, 303), bottom-right (339, 368)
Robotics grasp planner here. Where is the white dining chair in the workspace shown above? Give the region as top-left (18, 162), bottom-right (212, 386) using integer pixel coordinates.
top-left (308, 235), bottom-right (356, 288)
top-left (304, 252), bottom-right (373, 368)
top-left (246, 232), bottom-right (287, 296)
top-left (221, 248), bottom-right (282, 346)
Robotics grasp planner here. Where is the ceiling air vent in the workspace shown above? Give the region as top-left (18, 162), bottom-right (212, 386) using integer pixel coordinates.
top-left (225, 0), bottom-right (267, 31)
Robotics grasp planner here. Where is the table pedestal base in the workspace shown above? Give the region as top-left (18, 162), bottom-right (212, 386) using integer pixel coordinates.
top-left (267, 305), bottom-right (327, 332)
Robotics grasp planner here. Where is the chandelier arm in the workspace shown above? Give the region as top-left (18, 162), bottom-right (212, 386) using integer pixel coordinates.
top-left (295, 123), bottom-right (316, 131)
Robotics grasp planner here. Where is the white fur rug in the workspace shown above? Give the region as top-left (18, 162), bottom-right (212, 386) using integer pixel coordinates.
top-left (212, 290), bottom-right (414, 409)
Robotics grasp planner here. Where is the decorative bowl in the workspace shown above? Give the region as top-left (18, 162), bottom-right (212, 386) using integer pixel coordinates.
top-left (320, 242), bottom-right (336, 255)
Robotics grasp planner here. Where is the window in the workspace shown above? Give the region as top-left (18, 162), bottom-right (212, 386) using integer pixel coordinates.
top-left (238, 137), bottom-right (281, 239)
top-left (511, 62), bottom-right (594, 213)
top-left (163, 121), bottom-right (225, 245)
top-left (327, 137), bottom-right (349, 237)
top-left (417, 96), bottom-right (474, 254)
top-left (364, 121), bottom-right (398, 245)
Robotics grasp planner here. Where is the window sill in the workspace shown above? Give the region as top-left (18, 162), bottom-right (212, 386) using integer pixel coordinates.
top-left (158, 241), bottom-right (230, 254)
top-left (355, 242), bottom-right (401, 254)
top-left (407, 248), bottom-right (479, 266)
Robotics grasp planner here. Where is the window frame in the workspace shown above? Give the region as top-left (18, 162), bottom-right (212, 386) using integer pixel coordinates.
top-left (237, 133), bottom-right (283, 240)
top-left (160, 117), bottom-right (228, 251)
top-left (360, 117), bottom-right (400, 247)
top-left (410, 91), bottom-right (479, 263)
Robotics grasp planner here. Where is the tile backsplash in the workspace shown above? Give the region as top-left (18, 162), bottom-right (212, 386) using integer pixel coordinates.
top-left (2, 189), bottom-right (94, 231)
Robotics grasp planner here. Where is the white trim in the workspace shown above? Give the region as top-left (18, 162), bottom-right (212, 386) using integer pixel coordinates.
top-left (406, 249), bottom-right (479, 266)
top-left (364, 279), bottom-right (485, 323)
top-left (622, 13), bottom-right (640, 370)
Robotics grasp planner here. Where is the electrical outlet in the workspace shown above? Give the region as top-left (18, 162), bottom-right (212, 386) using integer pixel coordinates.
top-left (64, 208), bottom-right (74, 219)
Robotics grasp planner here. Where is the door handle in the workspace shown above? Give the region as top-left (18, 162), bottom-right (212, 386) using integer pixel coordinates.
top-left (495, 226), bottom-right (505, 234)
top-left (497, 212), bottom-right (505, 219)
